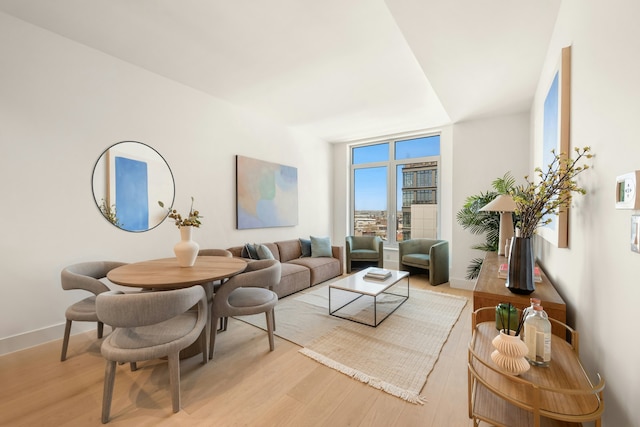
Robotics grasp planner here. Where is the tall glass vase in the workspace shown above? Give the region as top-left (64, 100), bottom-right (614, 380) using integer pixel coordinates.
top-left (174, 226), bottom-right (199, 267)
top-left (506, 237), bottom-right (535, 295)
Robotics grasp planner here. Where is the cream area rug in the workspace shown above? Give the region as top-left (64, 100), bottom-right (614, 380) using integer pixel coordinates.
top-left (240, 283), bottom-right (467, 404)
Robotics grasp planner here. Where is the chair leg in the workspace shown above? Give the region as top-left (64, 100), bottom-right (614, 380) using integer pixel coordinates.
top-left (209, 316), bottom-right (218, 360)
top-left (168, 352), bottom-right (181, 413)
top-left (272, 308), bottom-right (276, 331)
top-left (265, 310), bottom-right (275, 351)
top-left (97, 321), bottom-right (104, 339)
top-left (61, 319), bottom-right (72, 361)
top-left (102, 360), bottom-right (117, 424)
top-left (200, 327), bottom-right (208, 364)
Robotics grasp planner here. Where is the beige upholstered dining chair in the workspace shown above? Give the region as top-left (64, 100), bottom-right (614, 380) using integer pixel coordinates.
top-left (209, 259), bottom-right (281, 359)
top-left (96, 286), bottom-right (207, 423)
top-left (197, 248), bottom-right (233, 330)
top-left (60, 261), bottom-right (127, 361)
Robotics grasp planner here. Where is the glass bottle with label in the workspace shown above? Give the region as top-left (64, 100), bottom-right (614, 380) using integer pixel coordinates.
top-left (524, 305), bottom-right (551, 366)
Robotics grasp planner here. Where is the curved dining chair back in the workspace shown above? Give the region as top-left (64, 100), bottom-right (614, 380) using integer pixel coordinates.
top-left (197, 248), bottom-right (232, 257)
top-left (96, 286), bottom-right (207, 423)
top-left (210, 259), bottom-right (281, 359)
top-left (60, 261), bottom-right (127, 361)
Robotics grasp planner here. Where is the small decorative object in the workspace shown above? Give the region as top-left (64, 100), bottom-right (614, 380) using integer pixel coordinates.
top-left (159, 197), bottom-right (203, 267)
top-left (492, 302), bottom-right (530, 375)
top-left (506, 237), bottom-right (536, 294)
top-left (491, 331), bottom-right (530, 376)
top-left (495, 303), bottom-right (519, 331)
top-left (524, 305), bottom-right (552, 367)
top-left (507, 146), bottom-right (594, 294)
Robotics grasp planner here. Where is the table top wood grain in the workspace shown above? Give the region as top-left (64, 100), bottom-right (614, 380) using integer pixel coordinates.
top-left (107, 256), bottom-right (247, 289)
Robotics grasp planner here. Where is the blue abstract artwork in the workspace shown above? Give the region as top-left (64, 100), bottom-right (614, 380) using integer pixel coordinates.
top-left (115, 156), bottom-right (149, 231)
top-left (236, 155), bottom-right (298, 229)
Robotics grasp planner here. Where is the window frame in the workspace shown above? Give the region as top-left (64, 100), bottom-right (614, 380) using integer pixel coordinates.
top-left (349, 133), bottom-right (441, 247)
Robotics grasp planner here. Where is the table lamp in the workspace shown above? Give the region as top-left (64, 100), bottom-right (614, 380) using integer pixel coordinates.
top-left (480, 195), bottom-right (517, 256)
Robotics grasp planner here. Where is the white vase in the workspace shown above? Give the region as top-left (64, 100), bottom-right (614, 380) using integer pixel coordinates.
top-left (490, 330), bottom-right (530, 376)
top-left (174, 226), bottom-right (199, 267)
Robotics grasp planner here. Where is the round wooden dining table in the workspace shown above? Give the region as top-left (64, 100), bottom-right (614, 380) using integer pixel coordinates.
top-left (107, 256), bottom-right (247, 289)
top-left (106, 256), bottom-right (247, 360)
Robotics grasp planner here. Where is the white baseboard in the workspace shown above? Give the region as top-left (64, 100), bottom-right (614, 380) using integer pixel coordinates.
top-left (449, 277), bottom-right (476, 291)
top-left (0, 322), bottom-right (96, 357)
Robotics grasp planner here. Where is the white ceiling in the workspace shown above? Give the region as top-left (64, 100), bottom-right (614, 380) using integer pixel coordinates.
top-left (0, 0), bottom-right (560, 142)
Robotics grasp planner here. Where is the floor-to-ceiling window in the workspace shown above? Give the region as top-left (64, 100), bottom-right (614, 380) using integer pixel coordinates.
top-left (350, 134), bottom-right (440, 245)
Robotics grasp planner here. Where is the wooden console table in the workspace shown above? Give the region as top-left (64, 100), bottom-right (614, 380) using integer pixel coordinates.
top-left (473, 252), bottom-right (566, 337)
top-left (468, 307), bottom-right (604, 427)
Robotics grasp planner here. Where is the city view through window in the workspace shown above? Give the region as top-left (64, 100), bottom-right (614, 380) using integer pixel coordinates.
top-left (352, 135), bottom-right (440, 244)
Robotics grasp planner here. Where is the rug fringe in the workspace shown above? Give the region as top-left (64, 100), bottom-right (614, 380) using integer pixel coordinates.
top-left (299, 348), bottom-right (426, 405)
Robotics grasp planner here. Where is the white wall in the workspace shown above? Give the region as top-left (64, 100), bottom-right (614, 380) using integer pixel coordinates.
top-left (450, 113), bottom-right (530, 289)
top-left (0, 13), bottom-right (334, 354)
top-left (531, 1), bottom-right (640, 424)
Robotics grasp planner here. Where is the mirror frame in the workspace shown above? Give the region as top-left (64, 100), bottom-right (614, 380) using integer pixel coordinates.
top-left (92, 141), bottom-right (175, 232)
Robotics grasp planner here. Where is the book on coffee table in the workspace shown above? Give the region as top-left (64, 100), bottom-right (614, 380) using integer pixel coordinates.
top-left (364, 268), bottom-right (392, 280)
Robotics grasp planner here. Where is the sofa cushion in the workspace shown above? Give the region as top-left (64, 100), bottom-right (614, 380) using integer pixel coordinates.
top-left (277, 263), bottom-right (311, 298)
top-left (256, 244), bottom-right (275, 260)
top-left (288, 257), bottom-right (341, 286)
top-left (310, 236), bottom-right (332, 257)
top-left (275, 239), bottom-right (303, 263)
top-left (242, 243), bottom-right (259, 259)
top-left (299, 238), bottom-right (312, 257)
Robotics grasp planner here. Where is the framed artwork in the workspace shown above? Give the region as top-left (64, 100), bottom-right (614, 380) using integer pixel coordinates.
top-left (539, 46), bottom-right (571, 248)
top-left (236, 155), bottom-right (298, 229)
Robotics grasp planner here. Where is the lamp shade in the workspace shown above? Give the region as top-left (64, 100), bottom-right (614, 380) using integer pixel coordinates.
top-left (480, 194), bottom-right (517, 212)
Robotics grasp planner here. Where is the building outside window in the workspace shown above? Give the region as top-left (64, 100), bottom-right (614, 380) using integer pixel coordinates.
top-left (351, 134), bottom-right (440, 245)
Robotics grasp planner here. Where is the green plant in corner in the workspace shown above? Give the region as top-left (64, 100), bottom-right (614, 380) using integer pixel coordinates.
top-left (456, 173), bottom-right (516, 279)
top-left (158, 197), bottom-right (202, 228)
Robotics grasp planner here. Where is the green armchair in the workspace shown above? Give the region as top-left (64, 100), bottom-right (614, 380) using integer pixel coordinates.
top-left (398, 238), bottom-right (449, 286)
top-left (346, 236), bottom-right (384, 273)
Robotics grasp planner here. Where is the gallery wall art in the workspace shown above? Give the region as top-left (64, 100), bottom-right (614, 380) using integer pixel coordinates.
top-left (236, 155), bottom-right (298, 229)
top-left (539, 45), bottom-right (571, 248)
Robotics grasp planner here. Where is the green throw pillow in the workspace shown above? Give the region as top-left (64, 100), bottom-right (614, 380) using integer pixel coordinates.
top-left (299, 238), bottom-right (312, 257)
top-left (257, 244), bottom-right (275, 260)
top-left (243, 243), bottom-right (259, 259)
top-left (310, 236), bottom-right (332, 258)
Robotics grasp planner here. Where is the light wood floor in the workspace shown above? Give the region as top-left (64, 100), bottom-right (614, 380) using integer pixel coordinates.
top-left (0, 276), bottom-right (476, 427)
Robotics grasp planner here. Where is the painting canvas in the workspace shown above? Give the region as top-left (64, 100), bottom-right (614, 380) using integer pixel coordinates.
top-left (236, 155), bottom-right (298, 229)
top-left (538, 46), bottom-right (571, 248)
top-left (114, 156), bottom-right (149, 231)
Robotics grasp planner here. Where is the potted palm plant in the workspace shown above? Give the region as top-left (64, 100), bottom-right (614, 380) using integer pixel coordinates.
top-left (457, 174), bottom-right (516, 279)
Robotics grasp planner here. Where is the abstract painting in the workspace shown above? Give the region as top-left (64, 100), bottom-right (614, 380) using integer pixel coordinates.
top-left (236, 155), bottom-right (298, 229)
top-left (539, 46), bottom-right (571, 248)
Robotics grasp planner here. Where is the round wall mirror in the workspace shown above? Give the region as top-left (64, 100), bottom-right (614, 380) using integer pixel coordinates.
top-left (92, 141), bottom-right (175, 232)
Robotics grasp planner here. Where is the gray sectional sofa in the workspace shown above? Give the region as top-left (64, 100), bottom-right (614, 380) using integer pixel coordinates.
top-left (227, 239), bottom-right (344, 298)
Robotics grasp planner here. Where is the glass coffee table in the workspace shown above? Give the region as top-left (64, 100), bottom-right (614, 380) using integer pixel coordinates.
top-left (329, 267), bottom-right (410, 327)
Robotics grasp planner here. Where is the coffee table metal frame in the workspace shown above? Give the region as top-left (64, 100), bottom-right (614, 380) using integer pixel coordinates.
top-left (329, 267), bottom-right (410, 327)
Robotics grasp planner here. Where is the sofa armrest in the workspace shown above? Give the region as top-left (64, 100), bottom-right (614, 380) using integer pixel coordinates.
top-left (332, 245), bottom-right (344, 275)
